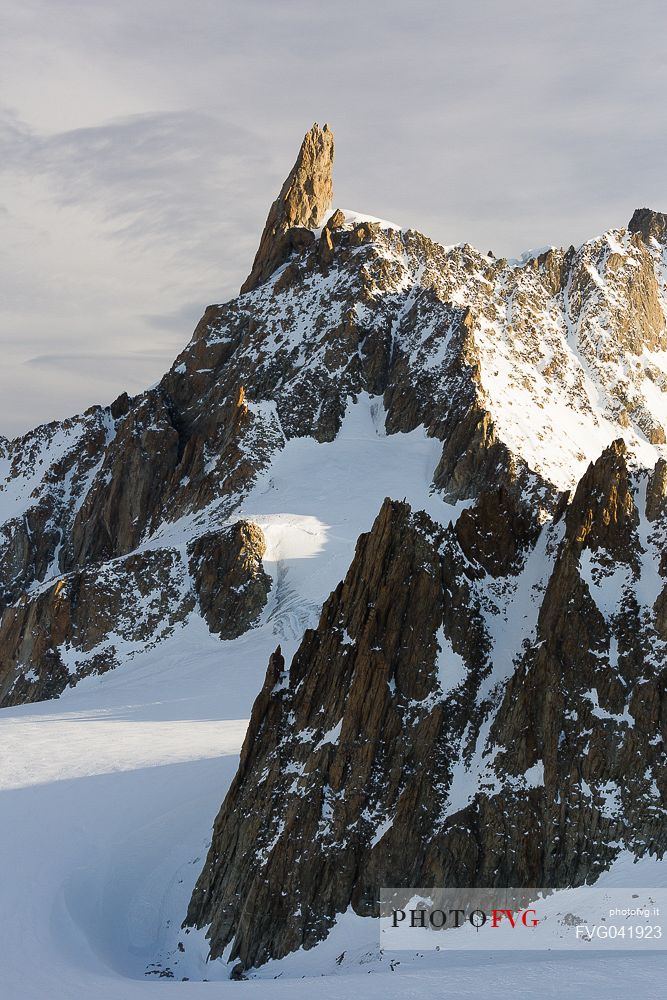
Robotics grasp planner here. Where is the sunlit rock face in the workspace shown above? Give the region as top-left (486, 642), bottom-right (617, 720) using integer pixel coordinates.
top-left (240, 122), bottom-right (334, 294)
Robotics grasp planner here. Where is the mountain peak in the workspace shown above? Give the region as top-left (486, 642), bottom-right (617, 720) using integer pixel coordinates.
top-left (628, 206), bottom-right (667, 244)
top-left (240, 122), bottom-right (334, 294)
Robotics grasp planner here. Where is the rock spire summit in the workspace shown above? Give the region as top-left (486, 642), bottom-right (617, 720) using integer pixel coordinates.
top-left (240, 123), bottom-right (334, 294)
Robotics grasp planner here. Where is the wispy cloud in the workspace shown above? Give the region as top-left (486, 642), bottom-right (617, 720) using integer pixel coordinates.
top-left (0, 106), bottom-right (266, 258)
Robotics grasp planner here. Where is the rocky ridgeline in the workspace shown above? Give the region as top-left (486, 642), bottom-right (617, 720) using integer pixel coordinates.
top-left (0, 519), bottom-right (270, 704)
top-left (0, 124), bottom-right (665, 971)
top-left (186, 443), bottom-right (667, 973)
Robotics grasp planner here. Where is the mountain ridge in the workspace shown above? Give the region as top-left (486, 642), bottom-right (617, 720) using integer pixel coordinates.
top-left (0, 123), bottom-right (665, 979)
top-left (0, 124), bottom-right (666, 706)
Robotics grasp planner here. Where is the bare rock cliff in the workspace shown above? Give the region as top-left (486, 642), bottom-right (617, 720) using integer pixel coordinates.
top-left (240, 123), bottom-right (334, 294)
top-left (185, 447), bottom-right (667, 972)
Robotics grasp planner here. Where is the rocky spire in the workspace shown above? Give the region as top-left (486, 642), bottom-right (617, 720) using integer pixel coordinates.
top-left (240, 123), bottom-right (334, 294)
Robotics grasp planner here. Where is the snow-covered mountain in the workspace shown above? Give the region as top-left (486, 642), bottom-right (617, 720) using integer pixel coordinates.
top-left (0, 124), bottom-right (665, 994)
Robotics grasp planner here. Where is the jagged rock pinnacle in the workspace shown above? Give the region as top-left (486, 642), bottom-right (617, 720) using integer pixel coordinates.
top-left (240, 123), bottom-right (334, 294)
top-left (628, 207), bottom-right (667, 244)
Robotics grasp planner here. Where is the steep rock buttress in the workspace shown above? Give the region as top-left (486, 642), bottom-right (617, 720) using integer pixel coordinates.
top-left (240, 123), bottom-right (334, 294)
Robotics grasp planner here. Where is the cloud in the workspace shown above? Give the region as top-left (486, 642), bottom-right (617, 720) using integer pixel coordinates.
top-left (141, 302), bottom-right (209, 333)
top-left (24, 349), bottom-right (172, 370)
top-left (0, 107), bottom-right (266, 260)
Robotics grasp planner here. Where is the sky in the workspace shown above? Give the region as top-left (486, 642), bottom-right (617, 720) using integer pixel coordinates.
top-left (1, 0), bottom-right (666, 437)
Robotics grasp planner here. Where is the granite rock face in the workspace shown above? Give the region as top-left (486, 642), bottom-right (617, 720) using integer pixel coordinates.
top-left (186, 444), bottom-right (667, 971)
top-left (629, 207), bottom-right (667, 246)
top-left (0, 546), bottom-right (194, 705)
top-left (0, 520), bottom-right (271, 705)
top-left (240, 123), bottom-right (334, 294)
top-left (189, 520), bottom-right (271, 639)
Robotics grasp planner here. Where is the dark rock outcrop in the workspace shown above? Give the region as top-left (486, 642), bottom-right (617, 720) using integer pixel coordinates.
top-left (0, 409), bottom-right (112, 611)
top-left (189, 520), bottom-right (271, 638)
top-left (185, 448), bottom-right (667, 972)
top-left (0, 519), bottom-right (271, 705)
top-left (240, 123), bottom-right (334, 294)
top-left (628, 207), bottom-right (667, 245)
top-left (454, 482), bottom-right (540, 576)
top-left (647, 458), bottom-right (667, 522)
top-left (63, 386), bottom-right (261, 570)
top-left (185, 499), bottom-right (458, 968)
top-left (0, 547), bottom-right (194, 705)
top-left (564, 438), bottom-right (639, 560)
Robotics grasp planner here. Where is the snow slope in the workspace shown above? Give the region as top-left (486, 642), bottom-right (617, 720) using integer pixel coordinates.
top-left (3, 684), bottom-right (666, 999)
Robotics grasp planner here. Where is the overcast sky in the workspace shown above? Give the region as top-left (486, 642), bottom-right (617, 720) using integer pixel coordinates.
top-left (1, 0), bottom-right (666, 437)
